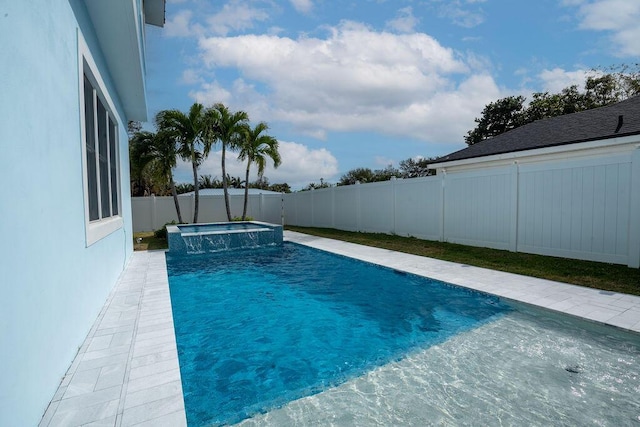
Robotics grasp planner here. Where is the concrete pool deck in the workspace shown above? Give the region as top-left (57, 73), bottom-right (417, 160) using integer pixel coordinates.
top-left (40, 231), bottom-right (640, 426)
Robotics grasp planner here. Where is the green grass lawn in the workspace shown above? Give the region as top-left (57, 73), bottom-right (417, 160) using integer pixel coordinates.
top-left (133, 231), bottom-right (168, 251)
top-left (286, 226), bottom-right (640, 296)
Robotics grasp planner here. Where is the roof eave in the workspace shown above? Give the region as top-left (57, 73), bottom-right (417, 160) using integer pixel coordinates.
top-left (85, 0), bottom-right (163, 121)
top-left (144, 0), bottom-right (166, 27)
top-left (428, 133), bottom-right (640, 170)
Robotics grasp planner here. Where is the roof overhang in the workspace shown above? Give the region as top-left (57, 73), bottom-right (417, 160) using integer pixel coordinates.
top-left (84, 0), bottom-right (165, 122)
top-left (144, 0), bottom-right (166, 27)
top-left (428, 134), bottom-right (640, 171)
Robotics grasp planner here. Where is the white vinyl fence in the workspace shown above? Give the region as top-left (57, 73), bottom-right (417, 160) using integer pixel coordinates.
top-left (132, 194), bottom-right (283, 232)
top-left (283, 148), bottom-right (640, 268)
top-left (131, 148), bottom-right (640, 267)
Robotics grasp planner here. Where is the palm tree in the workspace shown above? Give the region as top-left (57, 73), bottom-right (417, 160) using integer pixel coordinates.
top-left (156, 103), bottom-right (216, 223)
top-left (238, 122), bottom-right (281, 220)
top-left (199, 174), bottom-right (221, 189)
top-left (129, 131), bottom-right (154, 196)
top-left (129, 130), bottom-right (183, 223)
top-left (210, 103), bottom-right (249, 221)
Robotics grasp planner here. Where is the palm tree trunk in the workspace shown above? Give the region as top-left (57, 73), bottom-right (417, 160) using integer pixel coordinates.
top-left (192, 161), bottom-right (199, 223)
top-left (169, 176), bottom-right (183, 224)
top-left (242, 163), bottom-right (251, 220)
top-left (222, 142), bottom-right (232, 221)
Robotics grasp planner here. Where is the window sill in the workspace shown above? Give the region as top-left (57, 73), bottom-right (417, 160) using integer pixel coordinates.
top-left (86, 216), bottom-right (123, 246)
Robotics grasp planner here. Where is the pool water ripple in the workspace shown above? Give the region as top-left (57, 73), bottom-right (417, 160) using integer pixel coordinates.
top-left (167, 244), bottom-right (508, 426)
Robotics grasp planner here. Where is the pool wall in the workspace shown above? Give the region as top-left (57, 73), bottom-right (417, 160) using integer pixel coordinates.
top-left (167, 221), bottom-right (283, 255)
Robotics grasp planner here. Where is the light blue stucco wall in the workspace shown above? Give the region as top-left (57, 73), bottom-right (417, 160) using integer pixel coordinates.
top-left (0, 1), bottom-right (135, 425)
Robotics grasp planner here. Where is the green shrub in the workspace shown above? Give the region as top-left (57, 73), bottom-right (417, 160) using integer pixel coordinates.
top-left (231, 216), bottom-right (253, 221)
top-left (154, 220), bottom-right (177, 239)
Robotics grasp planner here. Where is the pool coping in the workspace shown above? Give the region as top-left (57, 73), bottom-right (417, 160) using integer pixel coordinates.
top-left (286, 231), bottom-right (640, 333)
top-left (39, 231), bottom-right (640, 426)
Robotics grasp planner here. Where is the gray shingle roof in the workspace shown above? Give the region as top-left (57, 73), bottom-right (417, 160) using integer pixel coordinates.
top-left (434, 95), bottom-right (640, 164)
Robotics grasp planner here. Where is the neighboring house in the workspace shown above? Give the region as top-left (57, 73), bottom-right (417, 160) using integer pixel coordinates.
top-left (429, 95), bottom-right (640, 268)
top-left (0, 1), bottom-right (165, 425)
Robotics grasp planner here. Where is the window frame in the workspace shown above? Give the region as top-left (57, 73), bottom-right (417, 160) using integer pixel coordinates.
top-left (78, 32), bottom-right (123, 246)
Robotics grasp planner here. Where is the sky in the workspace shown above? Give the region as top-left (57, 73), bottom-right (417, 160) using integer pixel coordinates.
top-left (143, 0), bottom-right (640, 189)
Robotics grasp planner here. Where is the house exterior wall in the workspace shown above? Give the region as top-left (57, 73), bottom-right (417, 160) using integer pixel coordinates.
top-left (0, 1), bottom-right (139, 425)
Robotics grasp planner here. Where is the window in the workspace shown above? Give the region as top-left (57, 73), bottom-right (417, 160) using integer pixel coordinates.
top-left (79, 32), bottom-right (123, 245)
top-left (83, 74), bottom-right (120, 221)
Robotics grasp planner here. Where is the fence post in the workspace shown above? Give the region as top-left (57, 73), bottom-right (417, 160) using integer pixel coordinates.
top-left (510, 161), bottom-right (519, 252)
top-left (331, 186), bottom-right (335, 228)
top-left (356, 181), bottom-right (362, 232)
top-left (391, 177), bottom-right (397, 234)
top-left (439, 170), bottom-right (446, 242)
top-left (281, 193), bottom-right (285, 225)
top-left (151, 195), bottom-right (157, 231)
top-left (310, 188), bottom-right (315, 227)
top-left (628, 146), bottom-right (640, 268)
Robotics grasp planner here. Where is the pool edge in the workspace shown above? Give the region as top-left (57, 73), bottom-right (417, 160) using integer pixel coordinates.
top-left (284, 231), bottom-right (640, 334)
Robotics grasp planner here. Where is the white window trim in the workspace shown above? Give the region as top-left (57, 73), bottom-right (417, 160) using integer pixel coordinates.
top-left (78, 31), bottom-right (123, 246)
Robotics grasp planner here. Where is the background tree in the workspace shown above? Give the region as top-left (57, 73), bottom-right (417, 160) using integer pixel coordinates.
top-left (129, 131), bottom-right (155, 197)
top-left (398, 157), bottom-right (436, 177)
top-left (301, 178), bottom-right (332, 191)
top-left (156, 103), bottom-right (216, 223)
top-left (238, 122), bottom-right (281, 220)
top-left (337, 168), bottom-right (375, 186)
top-left (465, 96), bottom-right (526, 145)
top-left (373, 165), bottom-right (401, 181)
top-left (466, 64), bottom-right (640, 145)
top-left (210, 103), bottom-right (249, 221)
top-left (127, 120), bottom-right (142, 137)
top-left (199, 174), bottom-right (221, 189)
top-left (129, 130), bottom-right (183, 223)
top-left (175, 183), bottom-right (195, 194)
top-left (266, 182), bottom-right (291, 193)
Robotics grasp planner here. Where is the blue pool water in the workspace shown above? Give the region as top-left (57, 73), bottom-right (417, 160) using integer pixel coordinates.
top-left (167, 243), bottom-right (509, 426)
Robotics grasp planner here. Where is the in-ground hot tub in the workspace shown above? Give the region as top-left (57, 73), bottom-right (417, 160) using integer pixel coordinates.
top-left (167, 221), bottom-right (283, 255)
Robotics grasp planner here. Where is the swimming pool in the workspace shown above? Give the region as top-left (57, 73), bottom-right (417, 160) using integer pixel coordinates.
top-left (167, 243), bottom-right (640, 426)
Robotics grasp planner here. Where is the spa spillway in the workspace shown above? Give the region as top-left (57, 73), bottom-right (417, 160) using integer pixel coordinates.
top-left (167, 221), bottom-right (283, 255)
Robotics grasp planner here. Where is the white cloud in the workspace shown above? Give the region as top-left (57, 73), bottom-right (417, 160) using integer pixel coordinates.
top-left (386, 7), bottom-right (419, 34)
top-left (180, 69), bottom-right (204, 85)
top-left (206, 0), bottom-right (270, 36)
top-left (289, 0), bottom-right (313, 14)
top-left (189, 81), bottom-right (232, 105)
top-left (266, 141), bottom-right (339, 186)
top-left (195, 21), bottom-right (500, 145)
top-left (175, 141), bottom-right (339, 189)
top-left (538, 68), bottom-right (590, 93)
top-left (165, 9), bottom-right (202, 37)
top-left (374, 156), bottom-right (395, 167)
top-left (571, 0), bottom-right (640, 56)
top-left (431, 0), bottom-right (486, 28)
